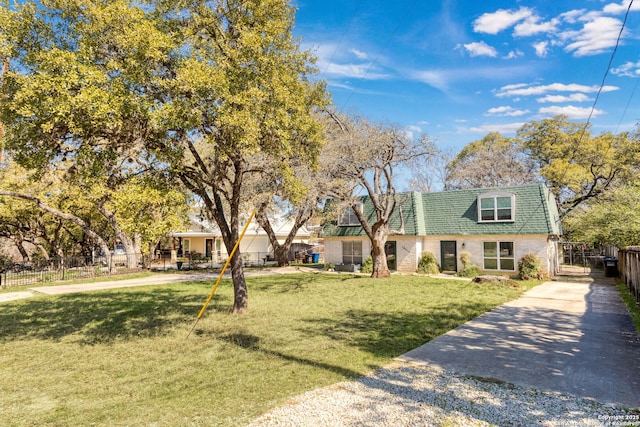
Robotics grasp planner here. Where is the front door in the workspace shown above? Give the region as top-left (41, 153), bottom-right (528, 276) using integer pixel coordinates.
top-left (385, 241), bottom-right (397, 270)
top-left (440, 241), bottom-right (457, 272)
top-left (205, 239), bottom-right (213, 259)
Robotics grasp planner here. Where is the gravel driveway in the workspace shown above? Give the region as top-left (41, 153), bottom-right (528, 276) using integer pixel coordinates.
top-left (249, 270), bottom-right (640, 427)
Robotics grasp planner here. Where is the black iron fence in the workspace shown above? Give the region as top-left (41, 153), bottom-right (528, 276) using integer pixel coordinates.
top-left (1, 248), bottom-right (324, 288)
top-left (0, 253), bottom-right (144, 289)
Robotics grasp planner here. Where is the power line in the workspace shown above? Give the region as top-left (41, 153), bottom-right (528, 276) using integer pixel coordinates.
top-left (614, 73), bottom-right (640, 134)
top-left (580, 0), bottom-right (634, 137)
top-left (319, 0), bottom-right (363, 78)
top-left (555, 0), bottom-right (635, 209)
top-left (337, 0), bottom-right (418, 114)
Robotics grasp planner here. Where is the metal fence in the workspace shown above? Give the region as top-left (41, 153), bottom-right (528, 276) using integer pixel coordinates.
top-left (0, 253), bottom-right (144, 289)
top-left (618, 246), bottom-right (640, 305)
top-left (1, 248), bottom-right (323, 288)
top-left (151, 251), bottom-right (279, 271)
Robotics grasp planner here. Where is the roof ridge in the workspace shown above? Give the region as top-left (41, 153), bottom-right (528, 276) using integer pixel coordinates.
top-left (411, 192), bottom-right (426, 236)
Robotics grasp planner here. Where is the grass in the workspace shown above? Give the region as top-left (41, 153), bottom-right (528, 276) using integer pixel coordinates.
top-left (618, 281), bottom-right (640, 333)
top-left (0, 272), bottom-right (541, 426)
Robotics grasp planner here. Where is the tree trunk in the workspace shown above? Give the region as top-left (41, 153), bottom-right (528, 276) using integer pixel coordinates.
top-left (230, 251), bottom-right (248, 314)
top-left (274, 245), bottom-right (289, 267)
top-left (116, 233), bottom-right (138, 269)
top-left (0, 191), bottom-right (113, 266)
top-left (254, 205), bottom-right (313, 267)
top-left (370, 226), bottom-right (390, 278)
top-left (10, 234), bottom-right (30, 262)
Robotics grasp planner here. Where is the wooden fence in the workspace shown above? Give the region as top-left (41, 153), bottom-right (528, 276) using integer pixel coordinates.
top-left (618, 246), bottom-right (640, 305)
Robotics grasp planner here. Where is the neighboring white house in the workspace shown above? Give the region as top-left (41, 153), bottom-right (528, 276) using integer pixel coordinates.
top-left (322, 184), bottom-right (563, 277)
top-left (167, 213), bottom-right (313, 265)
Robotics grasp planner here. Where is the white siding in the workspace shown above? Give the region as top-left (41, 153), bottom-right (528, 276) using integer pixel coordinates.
top-left (323, 236), bottom-right (370, 266)
top-left (421, 234), bottom-right (553, 275)
top-left (324, 234), bottom-right (557, 276)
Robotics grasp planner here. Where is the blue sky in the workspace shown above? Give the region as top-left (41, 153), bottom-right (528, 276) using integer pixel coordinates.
top-left (293, 0), bottom-right (640, 153)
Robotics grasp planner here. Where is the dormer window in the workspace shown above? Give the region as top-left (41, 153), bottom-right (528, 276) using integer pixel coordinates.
top-left (338, 204), bottom-right (362, 226)
top-left (478, 192), bottom-right (515, 222)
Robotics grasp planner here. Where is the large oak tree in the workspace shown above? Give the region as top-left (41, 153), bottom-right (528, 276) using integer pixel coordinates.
top-left (152, 0), bottom-right (327, 312)
top-left (1, 0), bottom-right (325, 310)
top-left (518, 115), bottom-right (640, 217)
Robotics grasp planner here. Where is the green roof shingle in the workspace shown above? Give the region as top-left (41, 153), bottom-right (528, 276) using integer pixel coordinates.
top-left (324, 183), bottom-right (562, 237)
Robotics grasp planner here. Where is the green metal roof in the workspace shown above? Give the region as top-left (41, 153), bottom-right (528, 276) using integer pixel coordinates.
top-left (324, 183), bottom-right (562, 237)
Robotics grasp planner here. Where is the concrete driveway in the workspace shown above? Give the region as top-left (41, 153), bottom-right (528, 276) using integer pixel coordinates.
top-left (3, 266), bottom-right (639, 407)
top-left (398, 269), bottom-right (640, 408)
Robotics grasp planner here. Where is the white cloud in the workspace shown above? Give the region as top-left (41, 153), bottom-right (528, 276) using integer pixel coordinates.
top-left (411, 70), bottom-right (450, 91)
top-left (322, 61), bottom-right (390, 80)
top-left (349, 48), bottom-right (368, 60)
top-left (504, 49), bottom-right (524, 59)
top-left (499, 83), bottom-right (530, 92)
top-left (462, 41), bottom-right (498, 57)
top-left (560, 9), bottom-right (587, 24)
top-left (536, 93), bottom-right (591, 103)
top-left (407, 64), bottom-right (545, 92)
top-left (469, 122), bottom-right (525, 134)
top-left (603, 0), bottom-right (640, 14)
top-left (532, 41), bottom-right (549, 58)
top-left (562, 16), bottom-right (624, 56)
top-left (305, 42), bottom-right (389, 80)
top-left (514, 17), bottom-right (559, 36)
top-left (473, 7), bottom-right (533, 34)
top-left (496, 82), bottom-right (619, 97)
top-left (486, 106), bottom-right (530, 117)
top-left (612, 61), bottom-right (640, 77)
top-left (539, 105), bottom-right (605, 119)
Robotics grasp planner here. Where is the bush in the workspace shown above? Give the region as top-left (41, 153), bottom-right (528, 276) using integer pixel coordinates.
top-left (457, 265), bottom-right (480, 278)
top-left (456, 251), bottom-right (480, 277)
top-left (417, 251), bottom-right (440, 275)
top-left (360, 257), bottom-right (373, 274)
top-left (460, 251), bottom-right (471, 268)
top-left (518, 252), bottom-right (542, 280)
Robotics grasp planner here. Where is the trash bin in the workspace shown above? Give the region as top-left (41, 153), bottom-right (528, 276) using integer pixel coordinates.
top-left (603, 257), bottom-right (618, 277)
top-left (310, 252), bottom-right (319, 263)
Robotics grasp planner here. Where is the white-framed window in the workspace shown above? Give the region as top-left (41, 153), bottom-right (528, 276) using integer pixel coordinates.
top-left (478, 193), bottom-right (515, 222)
top-left (483, 241), bottom-right (515, 271)
top-left (342, 241), bottom-right (363, 265)
top-left (338, 204), bottom-right (362, 226)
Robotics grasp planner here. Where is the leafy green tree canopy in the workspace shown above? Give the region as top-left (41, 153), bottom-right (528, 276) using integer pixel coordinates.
top-left (518, 115), bottom-right (640, 217)
top-left (563, 181), bottom-right (640, 248)
top-left (152, 0), bottom-right (328, 312)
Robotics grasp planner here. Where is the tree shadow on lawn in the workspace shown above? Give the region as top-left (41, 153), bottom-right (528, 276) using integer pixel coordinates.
top-left (204, 302), bottom-right (496, 382)
top-left (299, 302), bottom-right (499, 359)
top-left (0, 288), bottom-right (231, 344)
top-left (216, 332), bottom-right (363, 378)
top-left (248, 273), bottom-right (362, 293)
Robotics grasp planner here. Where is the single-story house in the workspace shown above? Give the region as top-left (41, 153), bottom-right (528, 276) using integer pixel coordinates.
top-left (322, 183), bottom-right (562, 277)
top-left (167, 213), bottom-right (313, 265)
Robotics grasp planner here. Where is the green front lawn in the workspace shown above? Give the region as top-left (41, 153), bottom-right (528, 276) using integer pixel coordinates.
top-left (0, 273), bottom-right (540, 426)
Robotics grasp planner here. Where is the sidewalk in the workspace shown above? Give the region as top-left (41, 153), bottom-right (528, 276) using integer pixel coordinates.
top-left (398, 269), bottom-right (640, 408)
top-left (0, 266), bottom-right (320, 302)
